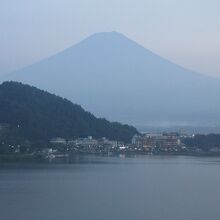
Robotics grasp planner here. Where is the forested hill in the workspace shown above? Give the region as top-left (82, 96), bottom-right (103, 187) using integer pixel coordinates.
top-left (0, 81), bottom-right (138, 143)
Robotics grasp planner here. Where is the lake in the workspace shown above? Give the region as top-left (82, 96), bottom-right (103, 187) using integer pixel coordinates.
top-left (0, 155), bottom-right (220, 220)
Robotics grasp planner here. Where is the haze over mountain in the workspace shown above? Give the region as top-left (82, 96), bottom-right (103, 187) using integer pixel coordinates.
top-left (2, 31), bottom-right (220, 127)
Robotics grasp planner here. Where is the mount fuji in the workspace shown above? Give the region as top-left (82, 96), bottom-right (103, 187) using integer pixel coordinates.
top-left (2, 31), bottom-right (220, 127)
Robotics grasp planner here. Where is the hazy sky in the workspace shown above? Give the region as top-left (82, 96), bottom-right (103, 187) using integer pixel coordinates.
top-left (0, 0), bottom-right (220, 77)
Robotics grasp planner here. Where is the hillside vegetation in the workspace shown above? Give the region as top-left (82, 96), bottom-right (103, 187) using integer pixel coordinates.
top-left (0, 81), bottom-right (138, 143)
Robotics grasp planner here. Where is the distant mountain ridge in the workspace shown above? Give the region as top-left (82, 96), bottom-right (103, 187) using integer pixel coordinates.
top-left (0, 81), bottom-right (138, 142)
top-left (2, 31), bottom-right (220, 127)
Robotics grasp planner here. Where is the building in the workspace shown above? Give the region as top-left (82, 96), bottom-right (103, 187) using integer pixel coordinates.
top-left (50, 137), bottom-right (66, 145)
top-left (98, 137), bottom-right (118, 148)
top-left (132, 135), bottom-right (144, 147)
top-left (156, 133), bottom-right (180, 149)
top-left (143, 134), bottom-right (157, 149)
top-left (75, 136), bottom-right (98, 146)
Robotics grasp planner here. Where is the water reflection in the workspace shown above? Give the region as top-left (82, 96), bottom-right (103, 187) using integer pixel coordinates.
top-left (1, 155), bottom-right (220, 220)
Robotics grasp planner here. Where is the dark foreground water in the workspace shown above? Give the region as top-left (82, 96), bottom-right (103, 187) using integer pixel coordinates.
top-left (1, 155), bottom-right (220, 220)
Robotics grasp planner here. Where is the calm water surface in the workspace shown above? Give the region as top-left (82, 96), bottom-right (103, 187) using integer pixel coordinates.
top-left (1, 155), bottom-right (220, 220)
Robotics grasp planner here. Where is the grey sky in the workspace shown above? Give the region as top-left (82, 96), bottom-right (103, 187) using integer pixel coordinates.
top-left (0, 0), bottom-right (220, 77)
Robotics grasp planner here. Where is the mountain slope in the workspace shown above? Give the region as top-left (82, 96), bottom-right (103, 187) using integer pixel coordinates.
top-left (0, 81), bottom-right (138, 142)
top-left (2, 31), bottom-right (220, 126)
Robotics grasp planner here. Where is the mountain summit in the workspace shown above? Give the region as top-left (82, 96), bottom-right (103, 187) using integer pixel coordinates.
top-left (2, 32), bottom-right (220, 127)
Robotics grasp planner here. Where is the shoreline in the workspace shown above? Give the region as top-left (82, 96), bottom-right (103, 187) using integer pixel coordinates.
top-left (1, 151), bottom-right (220, 163)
